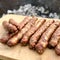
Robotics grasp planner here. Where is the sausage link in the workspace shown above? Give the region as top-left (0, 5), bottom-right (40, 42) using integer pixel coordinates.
top-left (35, 21), bottom-right (60, 54)
top-left (0, 31), bottom-right (18, 43)
top-left (21, 19), bottom-right (46, 46)
top-left (29, 20), bottom-right (54, 49)
top-left (55, 43), bottom-right (60, 55)
top-left (9, 16), bottom-right (31, 30)
top-left (7, 17), bottom-right (37, 46)
top-left (2, 21), bottom-right (17, 33)
top-left (9, 19), bottom-right (20, 30)
top-left (49, 26), bottom-right (60, 47)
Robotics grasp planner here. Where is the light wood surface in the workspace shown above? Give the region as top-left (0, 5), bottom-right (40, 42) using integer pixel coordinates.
top-left (0, 14), bottom-right (60, 60)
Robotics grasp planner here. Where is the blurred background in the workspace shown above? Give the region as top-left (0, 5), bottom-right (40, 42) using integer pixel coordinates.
top-left (0, 0), bottom-right (60, 18)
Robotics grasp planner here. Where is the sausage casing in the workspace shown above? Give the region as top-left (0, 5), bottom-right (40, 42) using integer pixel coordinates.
top-left (2, 21), bottom-right (17, 33)
top-left (55, 43), bottom-right (60, 55)
top-left (29, 20), bottom-right (54, 49)
top-left (7, 17), bottom-right (37, 46)
top-left (49, 26), bottom-right (60, 47)
top-left (35, 21), bottom-right (60, 54)
top-left (21, 19), bottom-right (45, 45)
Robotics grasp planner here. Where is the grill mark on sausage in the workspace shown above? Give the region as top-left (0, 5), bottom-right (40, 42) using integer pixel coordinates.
top-left (35, 21), bottom-right (60, 54)
top-left (1, 17), bottom-right (31, 43)
top-left (21, 19), bottom-right (46, 46)
top-left (7, 17), bottom-right (37, 46)
top-left (55, 43), bottom-right (60, 55)
top-left (29, 20), bottom-right (54, 49)
top-left (49, 26), bottom-right (60, 48)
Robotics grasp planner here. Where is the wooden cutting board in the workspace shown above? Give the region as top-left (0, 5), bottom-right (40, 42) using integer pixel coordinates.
top-left (0, 14), bottom-right (60, 60)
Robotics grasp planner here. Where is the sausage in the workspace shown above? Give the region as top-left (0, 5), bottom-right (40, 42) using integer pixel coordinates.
top-left (9, 19), bottom-right (20, 30)
top-left (7, 17), bottom-right (37, 46)
top-left (1, 16), bottom-right (31, 43)
top-left (55, 43), bottom-right (60, 55)
top-left (2, 21), bottom-right (17, 33)
top-left (29, 20), bottom-right (54, 49)
top-left (9, 16), bottom-right (31, 30)
top-left (21, 19), bottom-right (46, 46)
top-left (35, 21), bottom-right (60, 54)
top-left (0, 31), bottom-right (18, 43)
top-left (49, 26), bottom-right (60, 47)
top-left (0, 34), bottom-right (11, 43)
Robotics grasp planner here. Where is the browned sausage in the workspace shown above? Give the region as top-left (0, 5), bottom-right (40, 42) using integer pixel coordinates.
top-left (9, 16), bottom-right (31, 30)
top-left (2, 21), bottom-right (17, 33)
top-left (7, 17), bottom-right (37, 46)
top-left (9, 19), bottom-right (20, 30)
top-left (49, 26), bottom-right (60, 47)
top-left (0, 31), bottom-right (18, 43)
top-left (29, 20), bottom-right (54, 49)
top-left (55, 43), bottom-right (60, 55)
top-left (35, 21), bottom-right (60, 54)
top-left (21, 19), bottom-right (46, 46)
top-left (1, 17), bottom-right (31, 43)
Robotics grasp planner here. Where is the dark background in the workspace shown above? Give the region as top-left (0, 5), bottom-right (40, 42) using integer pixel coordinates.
top-left (0, 0), bottom-right (60, 15)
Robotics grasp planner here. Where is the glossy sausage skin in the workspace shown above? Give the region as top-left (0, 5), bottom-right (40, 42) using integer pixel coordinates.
top-left (29, 20), bottom-right (54, 49)
top-left (0, 31), bottom-right (18, 43)
top-left (55, 43), bottom-right (60, 55)
top-left (9, 19), bottom-right (20, 30)
top-left (35, 21), bottom-right (60, 54)
top-left (21, 19), bottom-right (46, 46)
top-left (49, 26), bottom-right (60, 47)
top-left (2, 21), bottom-right (17, 33)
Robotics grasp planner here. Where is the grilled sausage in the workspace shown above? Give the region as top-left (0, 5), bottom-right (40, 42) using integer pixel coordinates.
top-left (2, 21), bottom-right (17, 33)
top-left (7, 17), bottom-right (37, 46)
top-left (21, 19), bottom-right (46, 46)
top-left (0, 31), bottom-right (18, 43)
top-left (9, 16), bottom-right (31, 30)
top-left (29, 20), bottom-right (54, 49)
top-left (35, 21), bottom-right (60, 54)
top-left (9, 19), bottom-right (20, 30)
top-left (49, 26), bottom-right (60, 47)
top-left (1, 17), bottom-right (31, 43)
top-left (55, 43), bottom-right (60, 55)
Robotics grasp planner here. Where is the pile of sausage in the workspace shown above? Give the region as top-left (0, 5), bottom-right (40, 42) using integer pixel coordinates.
top-left (0, 16), bottom-right (60, 55)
